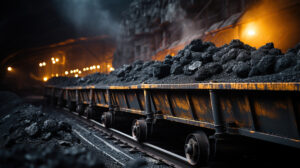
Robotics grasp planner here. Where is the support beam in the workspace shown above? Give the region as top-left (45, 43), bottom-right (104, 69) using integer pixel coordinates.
top-left (209, 90), bottom-right (225, 137)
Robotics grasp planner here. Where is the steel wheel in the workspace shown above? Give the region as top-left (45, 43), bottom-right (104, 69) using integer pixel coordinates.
top-left (184, 131), bottom-right (210, 167)
top-left (101, 112), bottom-right (113, 128)
top-left (132, 119), bottom-right (147, 142)
top-left (67, 101), bottom-right (75, 112)
top-left (57, 97), bottom-right (65, 107)
top-left (76, 104), bottom-right (84, 115)
top-left (86, 107), bottom-right (94, 119)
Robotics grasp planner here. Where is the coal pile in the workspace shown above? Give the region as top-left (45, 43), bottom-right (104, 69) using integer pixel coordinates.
top-left (0, 92), bottom-right (105, 168)
top-left (47, 39), bottom-right (300, 87)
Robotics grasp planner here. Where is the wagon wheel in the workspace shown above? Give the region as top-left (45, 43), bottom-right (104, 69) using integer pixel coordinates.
top-left (67, 101), bottom-right (75, 112)
top-left (76, 104), bottom-right (84, 116)
top-left (132, 119), bottom-right (147, 142)
top-left (101, 112), bottom-right (113, 128)
top-left (86, 106), bottom-right (94, 119)
top-left (184, 131), bottom-right (210, 167)
top-left (57, 97), bottom-right (65, 107)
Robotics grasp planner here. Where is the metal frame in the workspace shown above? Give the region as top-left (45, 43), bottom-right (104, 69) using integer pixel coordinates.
top-left (45, 82), bottom-right (300, 149)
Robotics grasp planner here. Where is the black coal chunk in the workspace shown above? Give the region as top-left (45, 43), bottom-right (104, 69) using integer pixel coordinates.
top-left (116, 64), bottom-right (132, 77)
top-left (163, 55), bottom-right (173, 65)
top-left (153, 63), bottom-right (170, 79)
top-left (170, 61), bottom-right (184, 75)
top-left (191, 52), bottom-right (202, 61)
top-left (250, 50), bottom-right (266, 66)
top-left (195, 63), bottom-right (222, 81)
top-left (221, 48), bottom-right (239, 63)
top-left (183, 61), bottom-right (202, 76)
top-left (259, 42), bottom-right (274, 50)
top-left (236, 50), bottom-right (251, 62)
top-left (179, 50), bottom-right (192, 65)
top-left (232, 62), bottom-right (251, 78)
top-left (201, 52), bottom-right (213, 63)
top-left (229, 39), bottom-right (244, 49)
top-left (268, 48), bottom-right (282, 55)
top-left (213, 48), bottom-right (229, 62)
top-left (58, 121), bottom-right (72, 132)
top-left (43, 119), bottom-right (58, 133)
top-left (24, 122), bottom-right (39, 137)
top-left (249, 55), bottom-right (276, 76)
top-left (189, 39), bottom-right (204, 52)
top-left (274, 53), bottom-right (296, 72)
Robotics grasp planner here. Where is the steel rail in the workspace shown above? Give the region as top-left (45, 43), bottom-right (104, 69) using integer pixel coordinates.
top-left (59, 108), bottom-right (191, 168)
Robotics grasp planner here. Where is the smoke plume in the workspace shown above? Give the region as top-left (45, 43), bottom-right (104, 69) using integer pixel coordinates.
top-left (53, 0), bottom-right (126, 38)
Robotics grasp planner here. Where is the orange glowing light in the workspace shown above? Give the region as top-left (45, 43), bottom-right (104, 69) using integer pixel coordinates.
top-left (243, 22), bottom-right (257, 39)
top-left (248, 30), bottom-right (256, 36)
top-left (97, 65), bottom-right (100, 69)
top-left (78, 71), bottom-right (82, 74)
top-left (39, 63), bottom-right (43, 67)
top-left (109, 67), bottom-right (115, 71)
top-left (107, 64), bottom-right (110, 68)
top-left (7, 66), bottom-right (12, 72)
top-left (65, 71), bottom-right (69, 75)
top-left (51, 57), bottom-right (54, 61)
top-left (55, 58), bottom-right (59, 62)
top-left (52, 61), bottom-right (56, 64)
top-left (86, 67), bottom-right (89, 70)
top-left (93, 65), bottom-right (96, 69)
top-left (55, 74), bottom-right (59, 77)
top-left (70, 70), bottom-right (73, 74)
top-left (74, 74), bottom-right (78, 78)
top-left (43, 77), bottom-right (48, 82)
top-left (42, 62), bottom-right (46, 66)
top-left (90, 66), bottom-right (93, 70)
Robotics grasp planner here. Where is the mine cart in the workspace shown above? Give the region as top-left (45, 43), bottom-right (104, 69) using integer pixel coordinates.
top-left (45, 82), bottom-right (300, 166)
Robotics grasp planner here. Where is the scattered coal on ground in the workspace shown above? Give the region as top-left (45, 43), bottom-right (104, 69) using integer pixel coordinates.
top-left (0, 91), bottom-right (106, 168)
top-left (47, 39), bottom-right (300, 87)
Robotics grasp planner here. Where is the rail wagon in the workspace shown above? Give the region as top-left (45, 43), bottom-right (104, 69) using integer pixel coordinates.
top-left (44, 82), bottom-right (300, 167)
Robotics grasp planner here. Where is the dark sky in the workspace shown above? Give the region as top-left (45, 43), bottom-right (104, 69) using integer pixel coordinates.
top-left (0, 0), bottom-right (133, 60)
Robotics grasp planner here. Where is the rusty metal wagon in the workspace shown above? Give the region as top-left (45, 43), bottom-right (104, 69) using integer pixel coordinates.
top-left (45, 82), bottom-right (300, 166)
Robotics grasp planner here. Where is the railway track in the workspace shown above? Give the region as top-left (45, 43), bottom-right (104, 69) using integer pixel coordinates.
top-left (56, 106), bottom-right (192, 168)
top-left (45, 82), bottom-right (300, 167)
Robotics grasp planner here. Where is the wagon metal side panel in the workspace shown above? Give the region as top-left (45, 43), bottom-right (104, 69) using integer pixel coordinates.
top-left (150, 89), bottom-right (215, 129)
top-left (142, 83), bottom-right (300, 148)
top-left (110, 89), bottom-right (144, 115)
top-left (67, 89), bottom-right (77, 102)
top-left (94, 89), bottom-right (109, 108)
top-left (78, 89), bottom-right (90, 104)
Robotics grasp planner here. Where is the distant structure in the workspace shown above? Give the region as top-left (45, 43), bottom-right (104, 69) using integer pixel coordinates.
top-left (113, 0), bottom-right (300, 67)
top-left (113, 0), bottom-right (254, 67)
